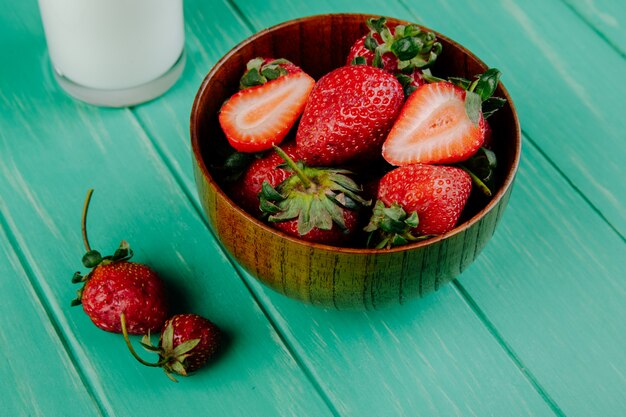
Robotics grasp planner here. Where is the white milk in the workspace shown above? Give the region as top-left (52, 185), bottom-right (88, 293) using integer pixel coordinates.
top-left (38, 0), bottom-right (185, 105)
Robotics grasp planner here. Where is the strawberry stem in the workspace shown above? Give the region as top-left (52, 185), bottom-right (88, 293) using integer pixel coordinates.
top-left (81, 189), bottom-right (94, 252)
top-left (120, 313), bottom-right (169, 368)
top-left (272, 145), bottom-right (312, 189)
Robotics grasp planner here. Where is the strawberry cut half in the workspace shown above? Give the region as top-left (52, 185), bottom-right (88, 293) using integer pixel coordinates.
top-left (382, 82), bottom-right (486, 165)
top-left (219, 71), bottom-right (315, 153)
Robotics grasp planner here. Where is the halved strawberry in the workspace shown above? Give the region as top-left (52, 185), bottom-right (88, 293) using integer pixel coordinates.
top-left (382, 82), bottom-right (486, 166)
top-left (219, 64), bottom-right (315, 153)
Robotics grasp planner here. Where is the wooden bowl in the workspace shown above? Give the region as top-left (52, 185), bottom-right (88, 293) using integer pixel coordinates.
top-left (190, 14), bottom-right (520, 309)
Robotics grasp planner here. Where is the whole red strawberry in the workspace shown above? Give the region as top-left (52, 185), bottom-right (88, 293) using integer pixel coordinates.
top-left (365, 164), bottom-right (472, 248)
top-left (81, 260), bottom-right (168, 334)
top-left (228, 141), bottom-right (301, 216)
top-left (219, 57), bottom-right (315, 153)
top-left (121, 313), bottom-right (222, 382)
top-left (71, 189), bottom-right (168, 334)
top-left (296, 65), bottom-right (404, 166)
top-left (260, 146), bottom-right (370, 246)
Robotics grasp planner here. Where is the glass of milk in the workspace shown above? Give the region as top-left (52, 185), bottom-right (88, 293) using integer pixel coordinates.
top-left (38, 0), bottom-right (185, 107)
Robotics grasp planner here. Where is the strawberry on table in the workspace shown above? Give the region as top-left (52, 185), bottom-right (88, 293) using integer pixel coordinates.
top-left (259, 146), bottom-right (370, 246)
top-left (296, 65), bottom-right (404, 166)
top-left (382, 82), bottom-right (488, 166)
top-left (219, 57), bottom-right (315, 153)
top-left (121, 313), bottom-right (222, 382)
top-left (365, 164), bottom-right (472, 248)
top-left (71, 189), bottom-right (168, 334)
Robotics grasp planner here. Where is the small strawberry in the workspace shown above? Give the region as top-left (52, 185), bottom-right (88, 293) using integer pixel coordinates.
top-left (71, 189), bottom-right (168, 334)
top-left (121, 313), bottom-right (222, 382)
top-left (228, 142), bottom-right (301, 216)
top-left (296, 65), bottom-right (404, 166)
top-left (382, 82), bottom-right (487, 166)
top-left (219, 57), bottom-right (315, 153)
top-left (259, 146), bottom-right (370, 246)
top-left (365, 164), bottom-right (472, 248)
top-left (346, 17), bottom-right (442, 77)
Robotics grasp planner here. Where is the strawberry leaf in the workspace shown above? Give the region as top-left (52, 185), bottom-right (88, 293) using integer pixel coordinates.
top-left (172, 338), bottom-right (201, 357)
top-left (364, 201), bottom-right (425, 249)
top-left (464, 91), bottom-right (482, 127)
top-left (364, 33), bottom-right (379, 52)
top-left (239, 67), bottom-right (266, 89)
top-left (351, 56), bottom-right (367, 66)
top-left (482, 97), bottom-right (507, 118)
top-left (161, 321), bottom-right (174, 353)
top-left (71, 271), bottom-right (83, 283)
top-left (366, 17), bottom-right (387, 35)
top-left (448, 76), bottom-right (472, 90)
top-left (421, 69), bottom-right (446, 83)
top-left (473, 68), bottom-right (501, 101)
top-left (261, 65), bottom-right (287, 81)
top-left (391, 37), bottom-right (421, 61)
top-left (372, 49), bottom-right (383, 68)
top-left (111, 240), bottom-right (133, 262)
top-left (459, 147), bottom-right (497, 196)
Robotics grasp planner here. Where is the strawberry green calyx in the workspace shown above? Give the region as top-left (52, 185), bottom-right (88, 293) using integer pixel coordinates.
top-left (423, 68), bottom-right (507, 118)
top-left (120, 313), bottom-right (200, 383)
top-left (239, 57), bottom-right (292, 90)
top-left (364, 201), bottom-right (434, 249)
top-left (459, 147), bottom-right (498, 197)
top-left (359, 17), bottom-right (442, 71)
top-left (260, 146), bottom-right (370, 236)
top-left (70, 189), bottom-right (134, 306)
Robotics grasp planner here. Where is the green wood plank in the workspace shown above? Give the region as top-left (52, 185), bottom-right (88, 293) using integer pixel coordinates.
top-left (393, 0), bottom-right (626, 236)
top-left (244, 278), bottom-right (561, 417)
top-left (561, 0), bottom-right (626, 55)
top-left (457, 138), bottom-right (626, 417)
top-left (390, 2), bottom-right (626, 415)
top-left (0, 111), bottom-right (335, 417)
top-left (0, 4), bottom-right (334, 416)
top-left (0, 216), bottom-right (102, 417)
top-left (132, 0), bottom-right (564, 415)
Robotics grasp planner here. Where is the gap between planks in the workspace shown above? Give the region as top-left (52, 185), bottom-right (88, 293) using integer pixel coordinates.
top-left (557, 0), bottom-right (626, 61)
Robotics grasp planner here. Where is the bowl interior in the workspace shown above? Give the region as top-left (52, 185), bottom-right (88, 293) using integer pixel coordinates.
top-left (191, 13), bottom-right (520, 252)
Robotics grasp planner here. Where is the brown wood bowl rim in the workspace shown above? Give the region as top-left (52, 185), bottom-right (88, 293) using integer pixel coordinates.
top-left (190, 13), bottom-right (521, 255)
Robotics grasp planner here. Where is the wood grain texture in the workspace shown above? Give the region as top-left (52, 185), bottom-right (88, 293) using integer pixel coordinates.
top-left (458, 139), bottom-right (626, 417)
top-left (0, 216), bottom-right (102, 417)
top-left (190, 14), bottom-right (520, 309)
top-left (561, 0), bottom-right (626, 54)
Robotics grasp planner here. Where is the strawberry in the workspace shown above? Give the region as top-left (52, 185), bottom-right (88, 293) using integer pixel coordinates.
top-left (219, 57), bottom-right (315, 153)
top-left (259, 146), bottom-right (370, 246)
top-left (121, 313), bottom-right (222, 382)
top-left (71, 190), bottom-right (168, 334)
top-left (346, 17), bottom-right (441, 79)
top-left (296, 65), bottom-right (404, 166)
top-left (365, 164), bottom-right (472, 248)
top-left (273, 208), bottom-right (360, 246)
top-left (382, 82), bottom-right (487, 166)
top-left (228, 142), bottom-right (301, 216)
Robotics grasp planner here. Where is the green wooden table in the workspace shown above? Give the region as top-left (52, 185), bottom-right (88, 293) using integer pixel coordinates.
top-left (1, 0), bottom-right (625, 416)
